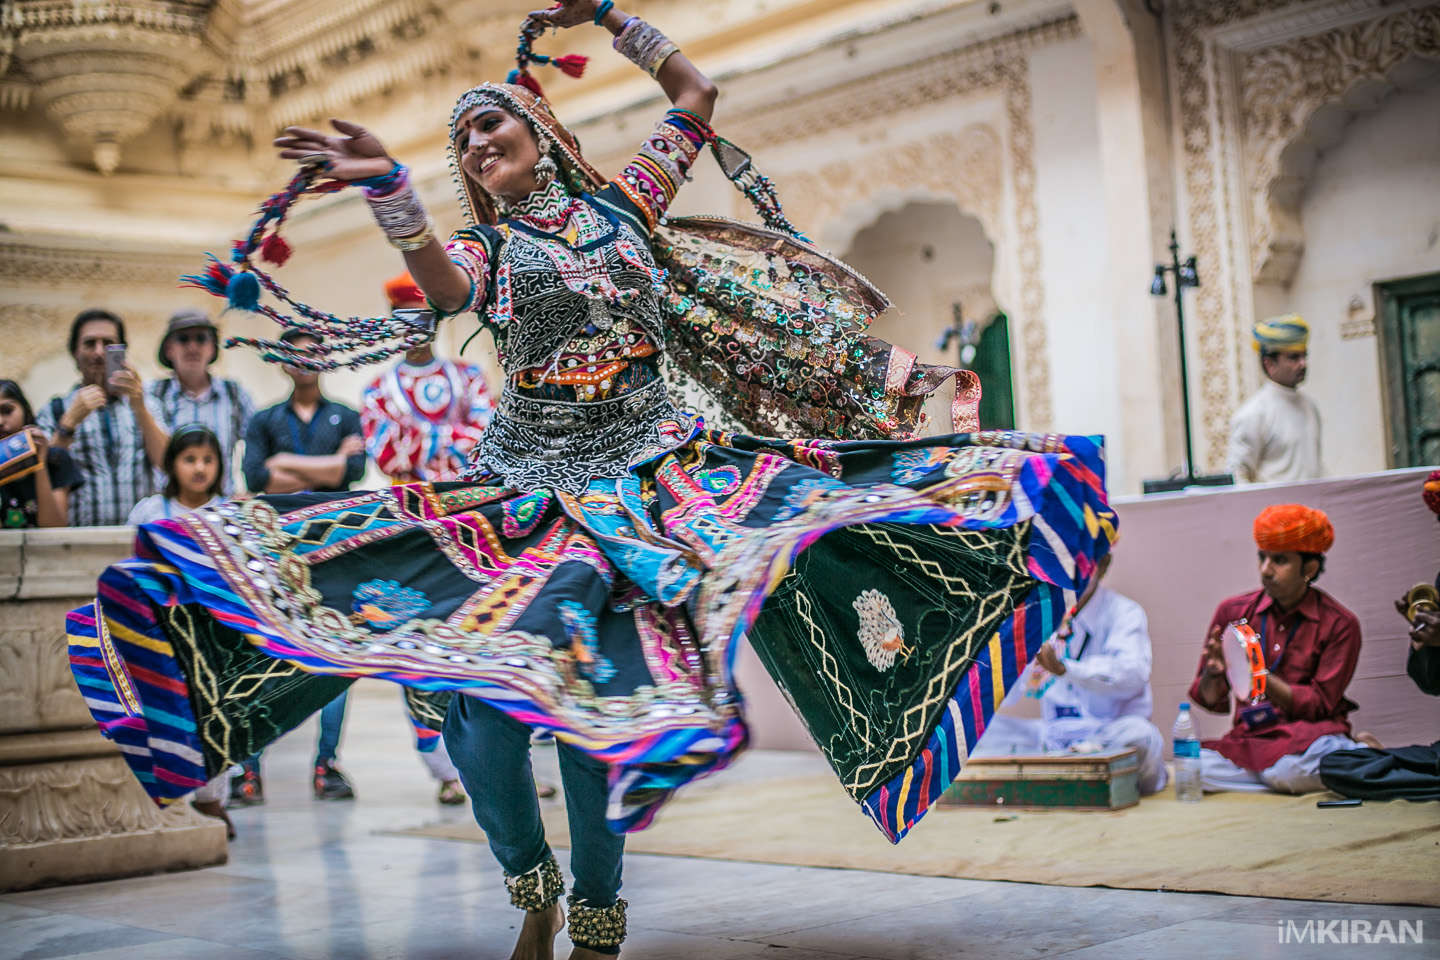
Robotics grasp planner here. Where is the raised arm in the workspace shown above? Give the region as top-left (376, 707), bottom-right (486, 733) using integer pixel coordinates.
top-left (529, 2), bottom-right (718, 122)
top-left (272, 121), bottom-right (474, 314)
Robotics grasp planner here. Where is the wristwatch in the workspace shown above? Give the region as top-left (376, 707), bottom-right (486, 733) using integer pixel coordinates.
top-left (55, 423), bottom-right (75, 440)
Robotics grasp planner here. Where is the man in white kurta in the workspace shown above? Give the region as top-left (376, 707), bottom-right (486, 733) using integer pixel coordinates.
top-left (976, 580), bottom-right (1168, 795)
top-left (1226, 314), bottom-right (1324, 484)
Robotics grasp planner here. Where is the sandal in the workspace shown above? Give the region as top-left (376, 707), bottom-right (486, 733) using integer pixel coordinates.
top-left (437, 779), bottom-right (467, 805)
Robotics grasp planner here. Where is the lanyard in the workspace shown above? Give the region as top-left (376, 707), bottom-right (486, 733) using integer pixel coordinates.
top-left (285, 404), bottom-right (320, 455)
top-left (1256, 611), bottom-right (1289, 673)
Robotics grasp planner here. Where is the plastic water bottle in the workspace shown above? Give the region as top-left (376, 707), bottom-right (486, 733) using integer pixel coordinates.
top-left (1172, 702), bottom-right (1203, 803)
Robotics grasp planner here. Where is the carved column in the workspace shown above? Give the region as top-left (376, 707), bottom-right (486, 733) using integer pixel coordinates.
top-left (0, 528), bottom-right (226, 892)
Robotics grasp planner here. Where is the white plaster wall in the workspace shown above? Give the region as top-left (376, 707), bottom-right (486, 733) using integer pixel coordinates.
top-left (840, 202), bottom-right (997, 434)
top-left (1254, 69), bottom-right (1440, 477)
top-left (1027, 38), bottom-right (1124, 482)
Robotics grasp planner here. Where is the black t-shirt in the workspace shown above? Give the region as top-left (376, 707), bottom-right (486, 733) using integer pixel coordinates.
top-left (1, 448), bottom-right (85, 528)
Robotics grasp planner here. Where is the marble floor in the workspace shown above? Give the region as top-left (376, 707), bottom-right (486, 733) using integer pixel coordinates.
top-left (4, 681), bottom-right (1433, 960)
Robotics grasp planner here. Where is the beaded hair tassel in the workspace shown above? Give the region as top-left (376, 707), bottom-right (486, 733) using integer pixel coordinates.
top-left (506, 15), bottom-right (590, 99)
top-left (181, 164), bottom-right (438, 372)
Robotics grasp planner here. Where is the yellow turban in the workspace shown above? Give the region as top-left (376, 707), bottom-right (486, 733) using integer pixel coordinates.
top-left (1253, 314), bottom-right (1309, 354)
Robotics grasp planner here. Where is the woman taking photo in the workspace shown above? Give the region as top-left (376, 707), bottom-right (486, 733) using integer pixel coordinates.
top-left (69, 4), bottom-right (1117, 957)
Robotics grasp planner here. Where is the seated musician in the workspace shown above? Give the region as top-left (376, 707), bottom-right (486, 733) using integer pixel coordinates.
top-left (976, 553), bottom-right (1168, 796)
top-left (1190, 503), bottom-right (1371, 793)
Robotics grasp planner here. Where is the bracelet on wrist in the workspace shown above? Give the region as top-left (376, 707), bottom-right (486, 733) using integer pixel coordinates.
top-left (594, 0), bottom-right (614, 26)
top-left (355, 161), bottom-right (406, 196)
top-left (388, 218), bottom-right (436, 252)
top-left (614, 19), bottom-right (678, 78)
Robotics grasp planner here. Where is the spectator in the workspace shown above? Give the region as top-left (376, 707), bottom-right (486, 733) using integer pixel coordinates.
top-left (36, 309), bottom-right (169, 525)
top-left (127, 426), bottom-right (226, 525)
top-left (361, 272), bottom-right (494, 484)
top-left (236, 329), bottom-right (365, 803)
top-left (241, 329), bottom-right (366, 495)
top-left (974, 554), bottom-right (1169, 795)
top-left (1190, 504), bottom-right (1366, 793)
top-left (0, 380), bottom-right (84, 528)
top-left (146, 310), bottom-right (256, 495)
top-left (1226, 314), bottom-right (1324, 484)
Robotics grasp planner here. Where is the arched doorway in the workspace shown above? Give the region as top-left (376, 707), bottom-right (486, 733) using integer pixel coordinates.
top-left (840, 201), bottom-right (1014, 434)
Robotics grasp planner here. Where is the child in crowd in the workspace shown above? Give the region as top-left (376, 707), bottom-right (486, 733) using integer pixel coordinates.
top-left (127, 425), bottom-right (225, 525)
top-left (127, 425), bottom-right (235, 835)
top-left (0, 380), bottom-right (83, 528)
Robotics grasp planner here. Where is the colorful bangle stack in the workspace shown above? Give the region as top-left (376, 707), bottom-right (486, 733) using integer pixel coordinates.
top-left (362, 164), bottom-right (435, 252)
top-left (613, 18), bottom-right (679, 78)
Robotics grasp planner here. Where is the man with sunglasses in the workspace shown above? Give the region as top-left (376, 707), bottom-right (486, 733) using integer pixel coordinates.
top-left (146, 309), bottom-right (256, 495)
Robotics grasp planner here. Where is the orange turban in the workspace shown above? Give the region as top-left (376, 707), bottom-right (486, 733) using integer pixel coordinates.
top-left (384, 272), bottom-right (425, 308)
top-left (1424, 470), bottom-right (1440, 517)
top-left (1253, 503), bottom-right (1334, 554)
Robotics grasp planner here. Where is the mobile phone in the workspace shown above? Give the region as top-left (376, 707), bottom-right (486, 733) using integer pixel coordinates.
top-left (104, 344), bottom-right (127, 394)
top-left (1316, 798), bottom-right (1362, 808)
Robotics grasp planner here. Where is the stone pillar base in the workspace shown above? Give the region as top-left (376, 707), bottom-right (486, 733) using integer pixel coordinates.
top-left (2, 529), bottom-right (229, 893)
top-left (0, 748), bottom-right (228, 892)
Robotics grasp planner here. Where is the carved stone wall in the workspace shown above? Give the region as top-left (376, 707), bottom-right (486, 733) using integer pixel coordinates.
top-left (0, 529), bottom-right (227, 891)
top-left (1168, 0), bottom-right (1440, 470)
top-left (1241, 4), bottom-right (1440, 286)
top-left (714, 16), bottom-right (1082, 432)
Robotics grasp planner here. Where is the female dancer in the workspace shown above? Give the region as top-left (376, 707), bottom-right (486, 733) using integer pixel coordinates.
top-left (69, 3), bottom-right (1117, 957)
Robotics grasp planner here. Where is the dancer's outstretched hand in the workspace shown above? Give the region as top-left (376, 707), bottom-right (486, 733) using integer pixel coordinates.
top-left (273, 119), bottom-right (394, 181)
top-left (528, 0), bottom-right (604, 30)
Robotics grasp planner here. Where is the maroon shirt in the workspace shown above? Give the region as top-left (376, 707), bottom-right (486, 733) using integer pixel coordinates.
top-left (1188, 587), bottom-right (1361, 771)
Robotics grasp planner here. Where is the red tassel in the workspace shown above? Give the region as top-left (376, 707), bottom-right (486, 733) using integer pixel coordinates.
top-left (514, 72), bottom-right (546, 98)
top-left (260, 232), bottom-right (292, 267)
top-left (553, 55), bottom-right (588, 78)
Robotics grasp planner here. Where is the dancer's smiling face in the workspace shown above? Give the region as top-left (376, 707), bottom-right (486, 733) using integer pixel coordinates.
top-left (453, 106), bottom-right (545, 203)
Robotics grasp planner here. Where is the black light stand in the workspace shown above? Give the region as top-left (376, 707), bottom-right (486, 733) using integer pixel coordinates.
top-left (1142, 230), bottom-right (1233, 494)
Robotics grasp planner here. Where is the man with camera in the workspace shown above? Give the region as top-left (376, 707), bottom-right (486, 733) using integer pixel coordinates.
top-left (1189, 503), bottom-right (1368, 793)
top-left (36, 309), bottom-right (169, 526)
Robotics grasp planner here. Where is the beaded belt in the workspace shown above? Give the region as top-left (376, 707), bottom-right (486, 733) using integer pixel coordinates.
top-left (465, 379), bottom-right (696, 494)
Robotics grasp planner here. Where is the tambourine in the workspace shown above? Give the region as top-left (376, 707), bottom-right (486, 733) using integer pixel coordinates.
top-left (1222, 620), bottom-right (1267, 703)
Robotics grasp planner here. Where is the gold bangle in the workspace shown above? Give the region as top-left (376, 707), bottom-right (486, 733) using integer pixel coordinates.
top-left (388, 218), bottom-right (435, 252)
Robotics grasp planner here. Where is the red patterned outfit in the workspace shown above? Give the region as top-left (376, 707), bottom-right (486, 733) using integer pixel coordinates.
top-left (360, 358), bottom-right (495, 482)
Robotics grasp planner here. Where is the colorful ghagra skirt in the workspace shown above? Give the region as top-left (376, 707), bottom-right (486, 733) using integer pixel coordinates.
top-left (67, 429), bottom-right (1116, 843)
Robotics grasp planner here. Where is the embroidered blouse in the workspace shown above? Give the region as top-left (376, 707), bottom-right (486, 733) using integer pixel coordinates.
top-left (441, 109), bottom-right (710, 494)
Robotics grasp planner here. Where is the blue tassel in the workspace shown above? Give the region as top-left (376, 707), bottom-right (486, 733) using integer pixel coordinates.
top-left (227, 270), bottom-right (261, 311)
top-left (505, 68), bottom-right (521, 84)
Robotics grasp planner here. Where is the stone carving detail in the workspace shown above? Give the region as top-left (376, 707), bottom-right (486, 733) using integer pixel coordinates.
top-left (0, 756), bottom-right (174, 845)
top-left (1169, 0), bottom-right (1436, 469)
top-left (0, 242), bottom-right (198, 289)
top-left (1242, 6), bottom-right (1440, 285)
top-left (2, 0), bottom-right (212, 173)
top-left (782, 125), bottom-right (1003, 251)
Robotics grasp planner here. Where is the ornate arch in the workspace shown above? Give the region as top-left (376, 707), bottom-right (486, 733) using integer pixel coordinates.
top-left (1170, 0), bottom-right (1440, 470)
top-left (1243, 8), bottom-right (1440, 285)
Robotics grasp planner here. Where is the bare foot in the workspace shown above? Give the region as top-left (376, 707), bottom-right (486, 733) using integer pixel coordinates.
top-left (510, 903), bottom-right (564, 960)
top-left (568, 948), bottom-right (615, 960)
top-left (1356, 731), bottom-right (1384, 749)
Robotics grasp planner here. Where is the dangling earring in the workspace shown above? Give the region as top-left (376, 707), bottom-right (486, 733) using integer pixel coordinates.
top-left (534, 135), bottom-right (558, 185)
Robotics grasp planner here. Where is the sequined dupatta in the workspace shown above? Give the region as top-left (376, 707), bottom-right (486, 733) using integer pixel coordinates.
top-left (653, 216), bottom-right (981, 441)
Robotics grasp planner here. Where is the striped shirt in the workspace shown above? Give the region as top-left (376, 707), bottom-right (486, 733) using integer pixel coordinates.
top-left (146, 376), bottom-right (256, 495)
top-left (37, 386), bottom-right (163, 527)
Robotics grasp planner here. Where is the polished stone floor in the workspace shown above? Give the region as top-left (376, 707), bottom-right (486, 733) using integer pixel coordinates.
top-left (5, 681), bottom-right (1433, 959)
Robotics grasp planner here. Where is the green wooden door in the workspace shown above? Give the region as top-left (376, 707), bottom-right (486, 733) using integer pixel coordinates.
top-left (974, 312), bottom-right (1016, 431)
top-left (1378, 275), bottom-right (1440, 467)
